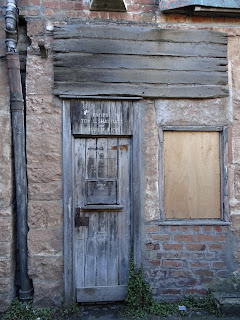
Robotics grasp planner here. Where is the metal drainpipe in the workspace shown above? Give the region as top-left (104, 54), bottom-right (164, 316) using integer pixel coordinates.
top-left (5, 0), bottom-right (33, 301)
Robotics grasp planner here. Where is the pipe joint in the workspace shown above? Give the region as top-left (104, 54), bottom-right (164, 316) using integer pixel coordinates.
top-left (5, 0), bottom-right (18, 51)
top-left (5, 1), bottom-right (17, 31)
top-left (5, 38), bottom-right (17, 53)
top-left (19, 288), bottom-right (33, 301)
top-left (5, 12), bottom-right (17, 32)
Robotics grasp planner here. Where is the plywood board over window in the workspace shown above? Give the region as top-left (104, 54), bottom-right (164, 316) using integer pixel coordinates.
top-left (164, 131), bottom-right (220, 219)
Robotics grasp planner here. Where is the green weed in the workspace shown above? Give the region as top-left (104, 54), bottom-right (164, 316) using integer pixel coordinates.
top-left (1, 299), bottom-right (82, 320)
top-left (60, 302), bottom-right (81, 317)
top-left (126, 250), bottom-right (220, 318)
top-left (2, 298), bottom-right (56, 320)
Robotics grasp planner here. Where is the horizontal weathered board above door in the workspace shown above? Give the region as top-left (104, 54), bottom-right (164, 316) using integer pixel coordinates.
top-left (54, 24), bottom-right (227, 43)
top-left (54, 54), bottom-right (227, 72)
top-left (54, 24), bottom-right (228, 99)
top-left (54, 39), bottom-right (227, 57)
top-left (71, 100), bottom-right (134, 135)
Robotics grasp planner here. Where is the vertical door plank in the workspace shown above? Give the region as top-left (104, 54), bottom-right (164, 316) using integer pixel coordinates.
top-left (72, 100), bottom-right (91, 135)
top-left (74, 139), bottom-right (87, 288)
top-left (121, 101), bottom-right (133, 135)
top-left (75, 139), bottom-right (86, 205)
top-left (97, 138), bottom-right (108, 179)
top-left (75, 238), bottom-right (83, 288)
top-left (85, 212), bottom-right (97, 287)
top-left (86, 139), bottom-right (97, 180)
top-left (96, 212), bottom-right (108, 286)
top-left (118, 137), bottom-right (131, 285)
top-left (99, 100), bottom-right (111, 135)
top-left (75, 226), bottom-right (86, 288)
top-left (82, 100), bottom-right (91, 135)
top-left (107, 212), bottom-right (119, 286)
top-left (107, 138), bottom-right (118, 179)
top-left (91, 100), bottom-right (100, 135)
top-left (110, 101), bottom-right (122, 135)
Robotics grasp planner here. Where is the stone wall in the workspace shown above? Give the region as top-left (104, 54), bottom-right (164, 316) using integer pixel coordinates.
top-left (0, 12), bottom-right (15, 311)
top-left (25, 21), bottom-right (63, 306)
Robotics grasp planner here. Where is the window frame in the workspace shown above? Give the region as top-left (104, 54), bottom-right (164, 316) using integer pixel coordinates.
top-left (159, 126), bottom-right (229, 222)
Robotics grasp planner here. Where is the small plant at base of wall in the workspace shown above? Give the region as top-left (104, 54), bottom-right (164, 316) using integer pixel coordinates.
top-left (1, 299), bottom-right (82, 320)
top-left (126, 254), bottom-right (152, 317)
top-left (126, 251), bottom-right (220, 318)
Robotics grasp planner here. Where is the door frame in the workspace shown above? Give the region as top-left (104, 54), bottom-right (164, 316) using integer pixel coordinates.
top-left (62, 98), bottom-right (143, 304)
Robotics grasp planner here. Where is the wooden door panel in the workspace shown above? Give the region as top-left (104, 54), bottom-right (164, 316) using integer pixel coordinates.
top-left (74, 137), bottom-right (131, 302)
top-left (76, 286), bottom-right (127, 303)
top-left (97, 138), bottom-right (108, 179)
top-left (107, 139), bottom-right (118, 179)
top-left (108, 212), bottom-right (119, 286)
top-left (84, 212), bottom-right (97, 287)
top-left (86, 139), bottom-right (97, 179)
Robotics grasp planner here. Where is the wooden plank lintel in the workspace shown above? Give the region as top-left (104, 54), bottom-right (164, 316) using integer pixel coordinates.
top-left (54, 53), bottom-right (228, 73)
top-left (60, 95), bottom-right (142, 100)
top-left (54, 25), bottom-right (227, 44)
top-left (55, 83), bottom-right (229, 99)
top-left (54, 68), bottom-right (228, 86)
top-left (54, 39), bottom-right (227, 58)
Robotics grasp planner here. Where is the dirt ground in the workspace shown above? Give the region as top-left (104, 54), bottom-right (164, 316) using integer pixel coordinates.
top-left (1, 302), bottom-right (240, 320)
top-left (67, 303), bottom-right (240, 320)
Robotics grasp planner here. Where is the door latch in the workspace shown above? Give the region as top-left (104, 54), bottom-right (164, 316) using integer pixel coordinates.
top-left (75, 208), bottom-right (89, 227)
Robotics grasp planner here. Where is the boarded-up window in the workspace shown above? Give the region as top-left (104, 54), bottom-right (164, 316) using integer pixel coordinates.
top-left (164, 131), bottom-right (220, 219)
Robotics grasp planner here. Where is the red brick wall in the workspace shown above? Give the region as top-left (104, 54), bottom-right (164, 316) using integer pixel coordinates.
top-left (18, 0), bottom-right (158, 21)
top-left (144, 224), bottom-right (233, 300)
top-left (16, 0), bottom-right (240, 24)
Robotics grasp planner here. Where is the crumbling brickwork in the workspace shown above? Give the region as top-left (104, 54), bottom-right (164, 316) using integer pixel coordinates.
top-left (144, 224), bottom-right (236, 299)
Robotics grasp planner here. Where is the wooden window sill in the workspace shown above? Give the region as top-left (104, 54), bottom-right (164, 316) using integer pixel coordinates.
top-left (158, 219), bottom-right (230, 226)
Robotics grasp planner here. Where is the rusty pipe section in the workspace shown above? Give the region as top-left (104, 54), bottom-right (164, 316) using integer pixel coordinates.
top-left (5, 0), bottom-right (33, 302)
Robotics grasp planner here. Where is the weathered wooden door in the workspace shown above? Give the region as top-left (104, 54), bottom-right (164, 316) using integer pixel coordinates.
top-left (74, 136), bottom-right (131, 302)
